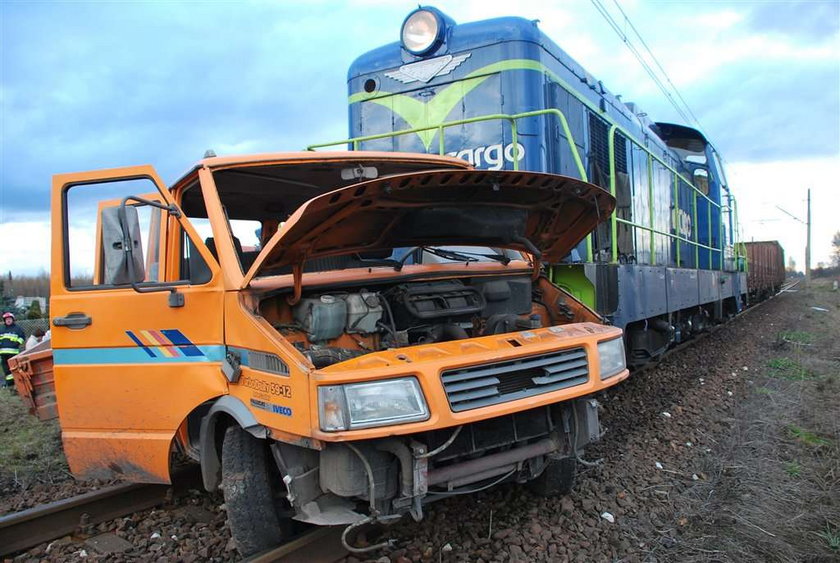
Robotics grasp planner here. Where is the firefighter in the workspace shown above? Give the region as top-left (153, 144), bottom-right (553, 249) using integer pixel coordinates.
top-left (1, 312), bottom-right (25, 387)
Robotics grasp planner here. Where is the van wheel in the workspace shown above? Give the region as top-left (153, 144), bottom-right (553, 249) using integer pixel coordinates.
top-left (528, 454), bottom-right (576, 497)
top-left (221, 425), bottom-right (291, 556)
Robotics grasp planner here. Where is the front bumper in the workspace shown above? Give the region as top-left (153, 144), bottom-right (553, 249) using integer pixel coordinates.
top-left (308, 322), bottom-right (628, 441)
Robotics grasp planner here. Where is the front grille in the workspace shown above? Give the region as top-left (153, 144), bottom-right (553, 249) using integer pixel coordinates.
top-left (442, 348), bottom-right (589, 412)
top-left (421, 406), bottom-right (555, 464)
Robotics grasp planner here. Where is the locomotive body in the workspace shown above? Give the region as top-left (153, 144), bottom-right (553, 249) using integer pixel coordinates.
top-left (333, 7), bottom-right (749, 365)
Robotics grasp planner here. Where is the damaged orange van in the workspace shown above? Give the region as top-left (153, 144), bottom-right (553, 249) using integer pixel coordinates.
top-left (21, 151), bottom-right (628, 555)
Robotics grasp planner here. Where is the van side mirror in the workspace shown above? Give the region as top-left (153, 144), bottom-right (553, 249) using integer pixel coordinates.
top-left (102, 205), bottom-right (145, 285)
top-left (105, 195), bottom-right (183, 301)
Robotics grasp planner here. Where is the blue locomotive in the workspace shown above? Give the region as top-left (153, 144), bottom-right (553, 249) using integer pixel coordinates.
top-left (313, 6), bottom-right (748, 366)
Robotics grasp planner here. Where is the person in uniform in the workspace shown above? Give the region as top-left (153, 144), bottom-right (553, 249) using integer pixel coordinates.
top-left (1, 312), bottom-right (25, 387)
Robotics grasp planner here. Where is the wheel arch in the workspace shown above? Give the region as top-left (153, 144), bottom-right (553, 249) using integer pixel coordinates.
top-left (198, 395), bottom-right (267, 491)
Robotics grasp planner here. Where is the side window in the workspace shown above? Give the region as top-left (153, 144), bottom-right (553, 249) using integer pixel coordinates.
top-left (64, 178), bottom-right (164, 289)
top-left (176, 185), bottom-right (213, 284)
top-left (179, 182), bottom-right (262, 275)
top-left (693, 169), bottom-right (710, 195)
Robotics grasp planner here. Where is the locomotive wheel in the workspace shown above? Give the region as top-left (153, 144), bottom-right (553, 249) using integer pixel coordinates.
top-left (528, 454), bottom-right (576, 497)
top-left (221, 425), bottom-right (291, 556)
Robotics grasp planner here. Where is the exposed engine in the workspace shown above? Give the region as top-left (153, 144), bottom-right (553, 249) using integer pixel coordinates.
top-left (266, 275), bottom-right (581, 368)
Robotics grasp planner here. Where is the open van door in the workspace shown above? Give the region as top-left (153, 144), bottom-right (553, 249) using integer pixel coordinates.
top-left (50, 165), bottom-right (228, 483)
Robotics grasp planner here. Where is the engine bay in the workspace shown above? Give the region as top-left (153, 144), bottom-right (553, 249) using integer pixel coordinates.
top-left (258, 274), bottom-right (599, 368)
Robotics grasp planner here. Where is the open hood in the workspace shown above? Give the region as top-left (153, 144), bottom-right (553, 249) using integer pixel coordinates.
top-left (243, 169), bottom-right (615, 286)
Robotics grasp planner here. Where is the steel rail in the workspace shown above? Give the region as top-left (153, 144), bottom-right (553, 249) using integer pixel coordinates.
top-left (244, 526), bottom-right (347, 563)
top-left (0, 466), bottom-right (201, 557)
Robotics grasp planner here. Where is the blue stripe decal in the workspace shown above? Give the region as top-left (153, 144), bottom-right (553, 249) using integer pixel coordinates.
top-left (125, 330), bottom-right (156, 358)
top-left (54, 345), bottom-right (226, 366)
top-left (160, 329), bottom-right (205, 357)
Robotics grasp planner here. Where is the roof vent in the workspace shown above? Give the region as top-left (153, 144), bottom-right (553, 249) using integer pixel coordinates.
top-left (204, 149), bottom-right (217, 158)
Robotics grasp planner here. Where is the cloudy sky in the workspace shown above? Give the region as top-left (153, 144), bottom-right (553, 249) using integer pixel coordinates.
top-left (1, 0), bottom-right (838, 274)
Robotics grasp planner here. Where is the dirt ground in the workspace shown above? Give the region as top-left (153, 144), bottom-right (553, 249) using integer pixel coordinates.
top-left (0, 389), bottom-right (70, 500)
top-left (1, 278), bottom-right (838, 562)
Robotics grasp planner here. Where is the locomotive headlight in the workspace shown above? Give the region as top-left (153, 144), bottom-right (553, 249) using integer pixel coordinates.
top-left (318, 378), bottom-right (429, 431)
top-left (597, 337), bottom-right (626, 379)
top-left (401, 8), bottom-right (443, 55)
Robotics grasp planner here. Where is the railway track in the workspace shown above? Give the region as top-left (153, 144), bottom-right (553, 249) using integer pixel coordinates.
top-left (245, 526), bottom-right (347, 562)
top-left (0, 282), bottom-right (797, 561)
top-left (0, 464), bottom-right (347, 561)
top-left (0, 466), bottom-right (202, 557)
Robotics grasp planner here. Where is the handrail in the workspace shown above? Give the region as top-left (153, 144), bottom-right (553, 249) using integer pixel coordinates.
top-left (307, 108), bottom-right (589, 180)
top-left (605, 125), bottom-right (748, 272)
top-left (310, 108), bottom-right (745, 271)
top-left (606, 124), bottom-right (728, 269)
top-left (614, 218), bottom-right (721, 252)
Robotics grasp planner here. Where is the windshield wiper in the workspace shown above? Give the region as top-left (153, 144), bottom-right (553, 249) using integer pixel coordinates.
top-left (441, 248), bottom-right (512, 265)
top-left (395, 246), bottom-right (510, 270)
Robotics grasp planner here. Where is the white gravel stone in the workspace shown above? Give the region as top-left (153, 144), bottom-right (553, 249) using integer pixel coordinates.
top-left (655, 462), bottom-right (664, 470)
top-left (601, 512), bottom-right (615, 523)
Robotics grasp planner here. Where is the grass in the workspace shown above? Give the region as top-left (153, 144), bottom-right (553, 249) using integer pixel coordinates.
top-left (786, 424), bottom-right (831, 448)
top-left (784, 460), bottom-right (802, 477)
top-left (816, 524), bottom-right (840, 551)
top-left (767, 357), bottom-right (812, 380)
top-left (778, 330), bottom-right (814, 345)
top-left (756, 386), bottom-right (774, 395)
top-left (0, 389), bottom-right (68, 489)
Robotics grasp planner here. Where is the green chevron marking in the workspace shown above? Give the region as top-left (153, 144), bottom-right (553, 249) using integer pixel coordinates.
top-left (348, 59), bottom-right (551, 150)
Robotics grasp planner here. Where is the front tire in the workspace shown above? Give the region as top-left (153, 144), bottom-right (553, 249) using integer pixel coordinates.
top-left (528, 454), bottom-right (576, 497)
top-left (221, 425), bottom-right (290, 556)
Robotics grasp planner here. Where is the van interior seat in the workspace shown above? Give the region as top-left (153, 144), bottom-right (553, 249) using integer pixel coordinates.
top-left (205, 237), bottom-right (260, 272)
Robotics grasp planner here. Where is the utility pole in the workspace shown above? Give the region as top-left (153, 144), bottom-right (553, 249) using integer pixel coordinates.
top-left (775, 188), bottom-right (812, 286)
top-left (806, 188), bottom-right (811, 286)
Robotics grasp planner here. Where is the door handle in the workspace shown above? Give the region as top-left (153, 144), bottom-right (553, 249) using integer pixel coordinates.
top-left (53, 313), bottom-right (92, 329)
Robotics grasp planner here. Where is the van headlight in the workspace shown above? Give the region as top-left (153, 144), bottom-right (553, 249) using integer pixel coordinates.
top-left (597, 337), bottom-right (626, 379)
top-left (318, 377), bottom-right (429, 431)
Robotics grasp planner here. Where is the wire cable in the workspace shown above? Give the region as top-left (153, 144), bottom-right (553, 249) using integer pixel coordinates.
top-left (415, 426), bottom-right (463, 459)
top-left (589, 0), bottom-right (694, 129)
top-left (608, 0), bottom-right (708, 137)
top-left (426, 468), bottom-right (517, 496)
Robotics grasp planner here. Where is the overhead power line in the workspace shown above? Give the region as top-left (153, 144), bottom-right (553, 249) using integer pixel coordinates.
top-left (607, 0), bottom-right (708, 136)
top-left (589, 0), bottom-right (710, 143)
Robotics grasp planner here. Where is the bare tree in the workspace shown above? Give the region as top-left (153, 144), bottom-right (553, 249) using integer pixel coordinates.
top-left (833, 231), bottom-right (840, 267)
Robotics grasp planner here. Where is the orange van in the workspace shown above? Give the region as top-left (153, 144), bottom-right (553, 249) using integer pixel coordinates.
top-left (18, 151), bottom-right (628, 555)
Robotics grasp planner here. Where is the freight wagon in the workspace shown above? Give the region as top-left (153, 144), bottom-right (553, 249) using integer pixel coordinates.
top-left (741, 241), bottom-right (786, 300)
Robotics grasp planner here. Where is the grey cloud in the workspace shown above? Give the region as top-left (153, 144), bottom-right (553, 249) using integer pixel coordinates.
top-left (743, 1), bottom-right (839, 42)
top-left (1, 1), bottom-right (371, 218)
top-left (684, 59), bottom-right (840, 162)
